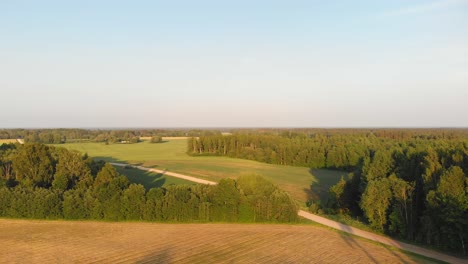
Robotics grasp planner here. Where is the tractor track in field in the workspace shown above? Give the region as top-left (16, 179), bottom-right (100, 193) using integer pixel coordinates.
top-left (111, 162), bottom-right (466, 264)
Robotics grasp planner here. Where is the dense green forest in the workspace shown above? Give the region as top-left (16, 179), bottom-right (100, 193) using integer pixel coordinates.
top-left (0, 129), bottom-right (221, 144)
top-left (188, 130), bottom-right (468, 254)
top-left (0, 143), bottom-right (297, 223)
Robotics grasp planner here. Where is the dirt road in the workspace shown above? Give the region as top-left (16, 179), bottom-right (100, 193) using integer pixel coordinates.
top-left (298, 211), bottom-right (465, 264)
top-left (110, 163), bottom-right (217, 185)
top-left (111, 162), bottom-right (465, 264)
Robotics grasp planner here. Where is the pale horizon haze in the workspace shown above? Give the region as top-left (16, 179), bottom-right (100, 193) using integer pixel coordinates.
top-left (1, 0), bottom-right (467, 128)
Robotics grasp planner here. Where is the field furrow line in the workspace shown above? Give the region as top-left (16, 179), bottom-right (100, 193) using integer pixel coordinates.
top-left (106, 241), bottom-right (175, 264)
top-left (244, 232), bottom-right (309, 263)
top-left (180, 230), bottom-right (284, 263)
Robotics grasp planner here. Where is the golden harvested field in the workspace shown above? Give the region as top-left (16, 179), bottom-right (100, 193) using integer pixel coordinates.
top-left (0, 139), bottom-right (17, 144)
top-left (0, 219), bottom-right (432, 264)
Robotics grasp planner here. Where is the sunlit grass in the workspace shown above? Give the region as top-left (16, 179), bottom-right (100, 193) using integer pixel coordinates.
top-left (55, 139), bottom-right (345, 203)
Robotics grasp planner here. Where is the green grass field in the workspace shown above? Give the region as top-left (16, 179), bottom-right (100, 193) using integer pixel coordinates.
top-left (114, 166), bottom-right (195, 188)
top-left (55, 139), bottom-right (345, 204)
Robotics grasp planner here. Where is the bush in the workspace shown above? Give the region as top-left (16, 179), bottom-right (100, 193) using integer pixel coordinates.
top-left (150, 136), bottom-right (163, 143)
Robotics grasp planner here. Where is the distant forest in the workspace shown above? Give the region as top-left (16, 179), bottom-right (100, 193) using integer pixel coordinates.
top-left (0, 128), bottom-right (222, 144)
top-left (0, 143), bottom-right (297, 223)
top-left (188, 129), bottom-right (468, 254)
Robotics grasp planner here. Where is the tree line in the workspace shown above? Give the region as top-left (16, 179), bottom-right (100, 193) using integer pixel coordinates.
top-left (0, 143), bottom-right (297, 223)
top-left (328, 142), bottom-right (468, 255)
top-left (0, 129), bottom-right (222, 144)
top-left (188, 131), bottom-right (468, 254)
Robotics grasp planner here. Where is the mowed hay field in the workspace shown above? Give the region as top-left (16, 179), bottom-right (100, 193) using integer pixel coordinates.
top-left (55, 139), bottom-right (345, 203)
top-left (0, 219), bottom-right (433, 264)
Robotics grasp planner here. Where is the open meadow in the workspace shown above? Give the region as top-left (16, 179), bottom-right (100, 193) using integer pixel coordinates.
top-left (55, 139), bottom-right (345, 203)
top-left (113, 166), bottom-right (196, 188)
top-left (0, 219), bottom-right (436, 264)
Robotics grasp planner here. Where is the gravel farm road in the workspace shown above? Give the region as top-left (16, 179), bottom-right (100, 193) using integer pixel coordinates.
top-left (110, 163), bottom-right (217, 185)
top-left (111, 162), bottom-right (466, 264)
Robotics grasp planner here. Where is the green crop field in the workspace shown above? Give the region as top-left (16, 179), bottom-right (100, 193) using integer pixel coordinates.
top-left (114, 166), bottom-right (196, 188)
top-left (55, 139), bottom-right (345, 204)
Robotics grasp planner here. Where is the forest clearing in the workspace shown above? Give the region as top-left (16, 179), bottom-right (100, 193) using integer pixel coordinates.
top-left (56, 139), bottom-right (344, 203)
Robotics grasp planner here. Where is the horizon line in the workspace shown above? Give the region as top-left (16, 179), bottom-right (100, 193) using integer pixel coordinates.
top-left (1, 126), bottom-right (468, 130)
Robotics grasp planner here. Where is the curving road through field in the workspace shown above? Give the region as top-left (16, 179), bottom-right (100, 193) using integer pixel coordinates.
top-left (111, 162), bottom-right (465, 264)
top-left (110, 163), bottom-right (217, 185)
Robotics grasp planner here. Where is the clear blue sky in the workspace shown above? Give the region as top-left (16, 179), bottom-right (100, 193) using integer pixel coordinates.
top-left (1, 0), bottom-right (467, 128)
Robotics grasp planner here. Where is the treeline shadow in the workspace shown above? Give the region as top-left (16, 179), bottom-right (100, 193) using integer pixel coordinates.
top-left (304, 168), bottom-right (347, 205)
top-left (137, 247), bottom-right (172, 264)
top-left (337, 224), bottom-right (412, 264)
top-left (92, 156), bottom-right (145, 166)
top-left (114, 166), bottom-right (166, 190)
top-left (93, 156), bottom-right (165, 190)
top-left (139, 139), bottom-right (170, 144)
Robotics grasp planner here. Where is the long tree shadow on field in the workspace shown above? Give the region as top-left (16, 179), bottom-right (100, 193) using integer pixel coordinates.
top-left (137, 247), bottom-right (172, 264)
top-left (91, 156), bottom-right (166, 189)
top-left (305, 169), bottom-right (346, 206)
top-left (337, 226), bottom-right (410, 264)
top-left (93, 156), bottom-right (146, 167)
top-left (114, 166), bottom-right (166, 190)
top-left (338, 227), bottom-right (379, 263)
top-left (335, 221), bottom-right (408, 263)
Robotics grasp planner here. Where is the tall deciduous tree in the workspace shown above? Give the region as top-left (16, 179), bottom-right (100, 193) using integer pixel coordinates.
top-left (54, 149), bottom-right (91, 190)
top-left (425, 166), bottom-right (468, 254)
top-left (360, 178), bottom-right (392, 232)
top-left (121, 184), bottom-right (146, 220)
top-left (12, 143), bottom-right (54, 187)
